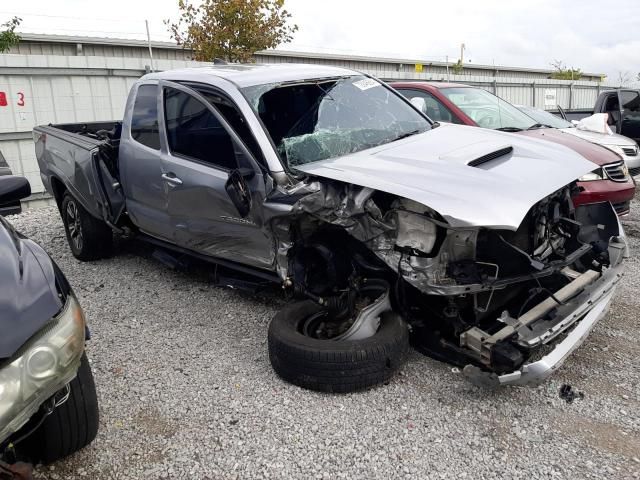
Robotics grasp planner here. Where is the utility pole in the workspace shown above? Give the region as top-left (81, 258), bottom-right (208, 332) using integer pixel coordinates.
top-left (145, 20), bottom-right (155, 72)
top-left (446, 55), bottom-right (450, 82)
top-left (460, 43), bottom-right (465, 64)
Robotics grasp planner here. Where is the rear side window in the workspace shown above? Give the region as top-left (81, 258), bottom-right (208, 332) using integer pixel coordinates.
top-left (398, 88), bottom-right (458, 123)
top-left (131, 85), bottom-right (160, 149)
top-left (620, 91), bottom-right (640, 111)
top-left (164, 87), bottom-right (237, 170)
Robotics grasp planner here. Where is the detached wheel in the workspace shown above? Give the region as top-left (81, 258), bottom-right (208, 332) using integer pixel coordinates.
top-left (61, 193), bottom-right (112, 261)
top-left (268, 301), bottom-right (409, 393)
top-left (23, 353), bottom-right (99, 464)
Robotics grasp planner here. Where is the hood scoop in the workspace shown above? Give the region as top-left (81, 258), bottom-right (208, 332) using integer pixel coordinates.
top-left (467, 146), bottom-right (513, 168)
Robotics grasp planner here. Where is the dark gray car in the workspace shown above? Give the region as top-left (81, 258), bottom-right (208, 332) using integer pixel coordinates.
top-left (0, 176), bottom-right (98, 469)
top-left (0, 152), bottom-right (21, 216)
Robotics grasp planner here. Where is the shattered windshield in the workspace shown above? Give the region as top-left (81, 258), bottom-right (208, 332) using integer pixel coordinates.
top-left (440, 87), bottom-right (537, 131)
top-left (241, 75), bottom-right (430, 167)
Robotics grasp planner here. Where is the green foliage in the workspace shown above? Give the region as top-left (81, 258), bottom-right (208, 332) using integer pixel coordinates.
top-left (550, 60), bottom-right (582, 80)
top-left (165, 0), bottom-right (298, 62)
top-left (451, 59), bottom-right (463, 75)
top-left (0, 16), bottom-right (21, 53)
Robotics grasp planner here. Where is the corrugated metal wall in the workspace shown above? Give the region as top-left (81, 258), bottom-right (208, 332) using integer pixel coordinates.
top-left (13, 40), bottom-right (193, 60)
top-left (0, 52), bottom-right (613, 199)
top-left (0, 54), bottom-right (208, 195)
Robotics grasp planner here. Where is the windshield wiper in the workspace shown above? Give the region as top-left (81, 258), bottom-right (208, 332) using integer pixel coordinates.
top-left (495, 127), bottom-right (524, 132)
top-left (526, 123), bottom-right (552, 130)
top-left (391, 129), bottom-right (423, 142)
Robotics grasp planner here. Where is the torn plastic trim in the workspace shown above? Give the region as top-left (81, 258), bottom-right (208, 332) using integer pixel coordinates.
top-left (463, 287), bottom-right (616, 387)
top-left (461, 240), bottom-right (624, 387)
top-left (460, 235), bottom-right (625, 362)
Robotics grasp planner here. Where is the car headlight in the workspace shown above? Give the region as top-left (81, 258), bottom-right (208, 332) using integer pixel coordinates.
top-left (0, 294), bottom-right (85, 443)
top-left (578, 168), bottom-right (605, 182)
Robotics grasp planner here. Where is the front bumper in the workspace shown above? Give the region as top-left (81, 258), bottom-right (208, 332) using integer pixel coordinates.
top-left (463, 261), bottom-right (623, 387)
top-left (574, 178), bottom-right (636, 216)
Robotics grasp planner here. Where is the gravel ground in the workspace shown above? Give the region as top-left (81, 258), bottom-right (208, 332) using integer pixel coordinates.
top-left (6, 194), bottom-right (640, 480)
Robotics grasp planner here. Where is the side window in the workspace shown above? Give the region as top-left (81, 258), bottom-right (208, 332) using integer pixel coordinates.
top-left (399, 89), bottom-right (459, 124)
top-left (604, 93), bottom-right (619, 111)
top-left (620, 91), bottom-right (640, 111)
top-left (164, 87), bottom-right (237, 170)
top-left (131, 84), bottom-right (160, 150)
top-left (198, 90), bottom-right (266, 167)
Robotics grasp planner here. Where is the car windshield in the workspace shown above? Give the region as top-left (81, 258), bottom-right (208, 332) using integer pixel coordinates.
top-left (440, 87), bottom-right (537, 131)
top-left (517, 106), bottom-right (574, 129)
top-left (241, 75), bottom-right (431, 167)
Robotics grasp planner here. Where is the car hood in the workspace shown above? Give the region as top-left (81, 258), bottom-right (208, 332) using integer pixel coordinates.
top-left (0, 217), bottom-right (63, 359)
top-left (295, 123), bottom-right (595, 230)
top-left (559, 127), bottom-right (638, 148)
top-left (517, 128), bottom-right (622, 166)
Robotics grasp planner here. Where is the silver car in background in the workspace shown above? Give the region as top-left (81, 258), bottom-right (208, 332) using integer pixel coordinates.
top-left (518, 105), bottom-right (640, 178)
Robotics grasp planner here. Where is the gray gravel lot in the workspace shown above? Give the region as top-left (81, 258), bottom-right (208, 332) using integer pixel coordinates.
top-left (6, 194), bottom-right (640, 480)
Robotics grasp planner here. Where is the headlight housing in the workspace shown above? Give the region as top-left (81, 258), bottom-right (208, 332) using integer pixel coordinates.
top-left (578, 168), bottom-right (604, 182)
top-left (0, 294), bottom-right (85, 444)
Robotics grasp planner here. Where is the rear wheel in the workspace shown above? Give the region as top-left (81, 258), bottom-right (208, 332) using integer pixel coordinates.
top-left (22, 353), bottom-right (99, 464)
top-left (61, 193), bottom-right (112, 261)
top-left (268, 300), bottom-right (410, 393)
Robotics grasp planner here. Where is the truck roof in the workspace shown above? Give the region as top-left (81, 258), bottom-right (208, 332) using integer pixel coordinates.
top-left (141, 63), bottom-right (359, 88)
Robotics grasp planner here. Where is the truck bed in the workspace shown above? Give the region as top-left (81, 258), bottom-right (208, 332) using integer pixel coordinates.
top-left (33, 121), bottom-right (124, 224)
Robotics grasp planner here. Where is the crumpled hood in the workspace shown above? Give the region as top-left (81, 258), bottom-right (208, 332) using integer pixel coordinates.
top-left (559, 127), bottom-right (638, 148)
top-left (0, 218), bottom-right (63, 359)
top-left (295, 123), bottom-right (595, 229)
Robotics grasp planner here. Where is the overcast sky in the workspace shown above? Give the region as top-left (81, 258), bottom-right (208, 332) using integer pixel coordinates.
top-left (4, 0), bottom-right (639, 81)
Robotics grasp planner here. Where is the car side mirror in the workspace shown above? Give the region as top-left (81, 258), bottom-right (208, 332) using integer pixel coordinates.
top-left (225, 169), bottom-right (252, 218)
top-left (410, 97), bottom-right (427, 113)
top-left (0, 176), bottom-right (31, 204)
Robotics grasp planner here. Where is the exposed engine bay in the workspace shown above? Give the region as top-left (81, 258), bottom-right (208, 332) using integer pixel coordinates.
top-left (279, 180), bottom-right (627, 384)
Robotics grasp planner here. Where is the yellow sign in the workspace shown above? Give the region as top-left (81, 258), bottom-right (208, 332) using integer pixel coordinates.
top-left (415, 63), bottom-right (423, 73)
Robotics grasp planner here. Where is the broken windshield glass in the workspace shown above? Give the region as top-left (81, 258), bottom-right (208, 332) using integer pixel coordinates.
top-left (242, 75), bottom-right (430, 167)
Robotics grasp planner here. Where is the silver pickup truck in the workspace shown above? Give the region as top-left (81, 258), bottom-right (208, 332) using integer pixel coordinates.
top-left (34, 64), bottom-right (627, 392)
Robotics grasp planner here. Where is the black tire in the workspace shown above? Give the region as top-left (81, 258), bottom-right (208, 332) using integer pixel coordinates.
top-left (61, 193), bottom-right (112, 261)
top-left (23, 353), bottom-right (99, 464)
top-left (268, 301), bottom-right (410, 393)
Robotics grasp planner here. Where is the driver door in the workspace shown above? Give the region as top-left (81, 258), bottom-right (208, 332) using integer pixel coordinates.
top-left (157, 80), bottom-right (274, 269)
top-left (617, 90), bottom-right (640, 142)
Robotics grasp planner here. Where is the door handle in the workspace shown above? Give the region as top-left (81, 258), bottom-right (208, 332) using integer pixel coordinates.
top-left (161, 173), bottom-right (183, 185)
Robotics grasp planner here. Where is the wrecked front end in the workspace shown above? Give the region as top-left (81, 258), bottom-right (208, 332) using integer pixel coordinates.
top-left (277, 180), bottom-right (627, 387)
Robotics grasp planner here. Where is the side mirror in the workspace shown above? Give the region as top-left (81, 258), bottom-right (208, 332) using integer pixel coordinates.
top-left (410, 97), bottom-right (427, 113)
top-left (225, 169), bottom-right (252, 218)
top-left (0, 176), bottom-right (31, 204)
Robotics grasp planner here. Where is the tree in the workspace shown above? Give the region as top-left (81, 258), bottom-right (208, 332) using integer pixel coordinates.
top-left (451, 59), bottom-right (464, 75)
top-left (0, 16), bottom-right (21, 53)
top-left (616, 71), bottom-right (632, 86)
top-left (550, 60), bottom-right (582, 80)
top-left (166, 0), bottom-right (298, 62)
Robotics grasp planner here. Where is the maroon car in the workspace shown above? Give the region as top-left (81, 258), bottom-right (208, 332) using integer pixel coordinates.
top-left (392, 82), bottom-right (636, 215)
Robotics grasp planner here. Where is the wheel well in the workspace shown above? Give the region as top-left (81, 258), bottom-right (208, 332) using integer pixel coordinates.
top-left (50, 176), bottom-right (67, 208)
top-left (288, 225), bottom-right (393, 297)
